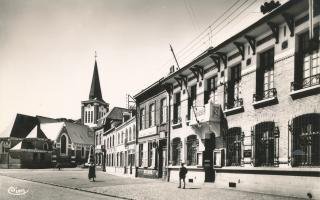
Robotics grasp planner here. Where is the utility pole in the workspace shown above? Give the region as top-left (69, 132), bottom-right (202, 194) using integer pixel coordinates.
top-left (170, 44), bottom-right (180, 69)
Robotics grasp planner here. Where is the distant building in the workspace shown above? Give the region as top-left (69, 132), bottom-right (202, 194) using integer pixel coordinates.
top-left (94, 107), bottom-right (130, 169)
top-left (104, 112), bottom-right (136, 177)
top-left (0, 114), bottom-right (93, 168)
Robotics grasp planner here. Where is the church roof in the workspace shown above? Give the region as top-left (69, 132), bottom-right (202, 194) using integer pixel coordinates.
top-left (89, 60), bottom-right (104, 102)
top-left (40, 122), bottom-right (94, 145)
top-left (4, 114), bottom-right (38, 138)
top-left (64, 122), bottom-right (94, 145)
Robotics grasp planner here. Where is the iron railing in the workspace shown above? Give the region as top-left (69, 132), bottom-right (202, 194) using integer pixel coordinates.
top-left (224, 97), bottom-right (243, 110)
top-left (290, 74), bottom-right (320, 91)
top-left (289, 113), bottom-right (320, 167)
top-left (253, 88), bottom-right (277, 102)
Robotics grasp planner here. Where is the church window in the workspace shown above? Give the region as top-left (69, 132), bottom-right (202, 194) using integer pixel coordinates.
top-left (61, 135), bottom-right (67, 155)
top-left (91, 111), bottom-right (93, 122)
top-left (81, 147), bottom-right (85, 157)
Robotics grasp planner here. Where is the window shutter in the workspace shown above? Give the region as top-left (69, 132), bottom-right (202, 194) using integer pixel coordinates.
top-left (294, 52), bottom-right (303, 90)
top-left (227, 81), bottom-right (235, 108)
top-left (256, 59), bottom-right (264, 100)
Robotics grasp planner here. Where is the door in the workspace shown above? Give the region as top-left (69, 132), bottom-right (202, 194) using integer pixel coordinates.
top-left (204, 134), bottom-right (215, 182)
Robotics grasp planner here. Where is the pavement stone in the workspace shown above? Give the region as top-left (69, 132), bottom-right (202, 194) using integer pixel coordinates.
top-left (0, 169), bottom-right (304, 200)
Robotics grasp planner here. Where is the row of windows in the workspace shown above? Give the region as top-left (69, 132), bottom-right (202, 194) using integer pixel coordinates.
top-left (105, 152), bottom-right (135, 167)
top-left (172, 30), bottom-right (320, 123)
top-left (171, 135), bottom-right (199, 166)
top-left (105, 125), bottom-right (136, 149)
top-left (140, 98), bottom-right (167, 130)
top-left (84, 111), bottom-right (94, 123)
top-left (138, 142), bottom-right (156, 167)
top-left (170, 114), bottom-right (319, 167)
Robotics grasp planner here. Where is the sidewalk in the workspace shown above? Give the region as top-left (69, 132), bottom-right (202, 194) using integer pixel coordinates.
top-left (0, 169), bottom-right (303, 200)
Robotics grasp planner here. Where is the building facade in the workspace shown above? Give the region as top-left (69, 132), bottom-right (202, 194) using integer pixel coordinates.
top-left (94, 107), bottom-right (130, 170)
top-left (134, 80), bottom-right (169, 179)
top-left (104, 114), bottom-right (136, 177)
top-left (160, 0), bottom-right (320, 198)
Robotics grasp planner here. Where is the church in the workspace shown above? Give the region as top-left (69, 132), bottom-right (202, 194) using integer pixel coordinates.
top-left (0, 58), bottom-right (107, 168)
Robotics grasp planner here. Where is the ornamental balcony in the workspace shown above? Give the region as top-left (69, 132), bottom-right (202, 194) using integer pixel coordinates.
top-left (290, 74), bottom-right (320, 99)
top-left (253, 88), bottom-right (278, 108)
top-left (223, 98), bottom-right (244, 116)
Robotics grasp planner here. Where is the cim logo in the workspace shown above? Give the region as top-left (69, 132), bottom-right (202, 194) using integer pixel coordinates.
top-left (8, 186), bottom-right (29, 196)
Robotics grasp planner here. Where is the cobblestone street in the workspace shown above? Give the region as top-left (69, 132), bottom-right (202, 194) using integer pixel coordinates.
top-left (0, 169), bottom-right (303, 200)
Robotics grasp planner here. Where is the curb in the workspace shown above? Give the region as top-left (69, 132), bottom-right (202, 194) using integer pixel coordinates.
top-left (0, 174), bottom-right (134, 200)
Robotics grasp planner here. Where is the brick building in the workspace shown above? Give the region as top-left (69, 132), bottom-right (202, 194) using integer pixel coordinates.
top-left (134, 79), bottom-right (169, 179)
top-left (159, 0), bottom-right (320, 198)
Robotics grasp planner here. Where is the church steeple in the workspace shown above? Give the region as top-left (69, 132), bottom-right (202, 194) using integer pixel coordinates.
top-left (89, 56), bottom-right (103, 101)
top-left (81, 53), bottom-right (109, 127)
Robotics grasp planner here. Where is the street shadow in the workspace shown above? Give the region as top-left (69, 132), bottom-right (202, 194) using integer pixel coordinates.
top-left (185, 187), bottom-right (200, 190)
top-left (90, 180), bottom-right (104, 183)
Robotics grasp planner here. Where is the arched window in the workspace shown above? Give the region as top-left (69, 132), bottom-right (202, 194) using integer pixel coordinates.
top-left (226, 127), bottom-right (242, 166)
top-left (186, 135), bottom-right (198, 166)
top-left (60, 135), bottom-right (67, 155)
top-left (252, 121), bottom-right (279, 166)
top-left (172, 137), bottom-right (182, 166)
top-left (291, 113), bottom-right (320, 167)
top-left (118, 133), bottom-right (120, 145)
top-left (81, 147), bottom-right (85, 157)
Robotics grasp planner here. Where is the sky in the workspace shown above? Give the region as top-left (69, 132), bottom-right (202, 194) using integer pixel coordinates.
top-left (0, 0), bottom-right (288, 131)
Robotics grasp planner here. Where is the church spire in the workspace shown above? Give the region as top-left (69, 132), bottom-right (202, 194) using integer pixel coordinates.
top-left (89, 52), bottom-right (103, 101)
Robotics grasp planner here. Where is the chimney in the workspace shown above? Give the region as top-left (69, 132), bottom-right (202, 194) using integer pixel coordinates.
top-left (169, 65), bottom-right (175, 74)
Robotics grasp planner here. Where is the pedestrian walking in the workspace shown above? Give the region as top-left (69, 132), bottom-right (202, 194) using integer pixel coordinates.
top-left (178, 163), bottom-right (187, 189)
top-left (88, 162), bottom-right (96, 182)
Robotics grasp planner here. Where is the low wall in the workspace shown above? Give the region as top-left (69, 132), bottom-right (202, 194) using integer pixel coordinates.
top-left (214, 168), bottom-right (320, 199)
top-left (169, 167), bottom-right (205, 184)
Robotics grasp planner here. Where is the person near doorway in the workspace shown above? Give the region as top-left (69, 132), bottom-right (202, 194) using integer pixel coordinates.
top-left (88, 162), bottom-right (96, 182)
top-left (178, 163), bottom-right (187, 189)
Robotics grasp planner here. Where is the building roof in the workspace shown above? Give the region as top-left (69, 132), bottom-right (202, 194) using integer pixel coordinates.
top-left (5, 114), bottom-right (38, 138)
top-left (89, 60), bottom-right (104, 102)
top-left (97, 107), bottom-right (129, 127)
top-left (36, 115), bottom-right (58, 124)
top-left (40, 122), bottom-right (94, 145)
top-left (162, 0), bottom-right (306, 84)
top-left (64, 122), bottom-right (94, 145)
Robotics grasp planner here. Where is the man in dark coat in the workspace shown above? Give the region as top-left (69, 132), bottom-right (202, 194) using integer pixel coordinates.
top-left (88, 162), bottom-right (96, 182)
top-left (178, 163), bottom-right (187, 189)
